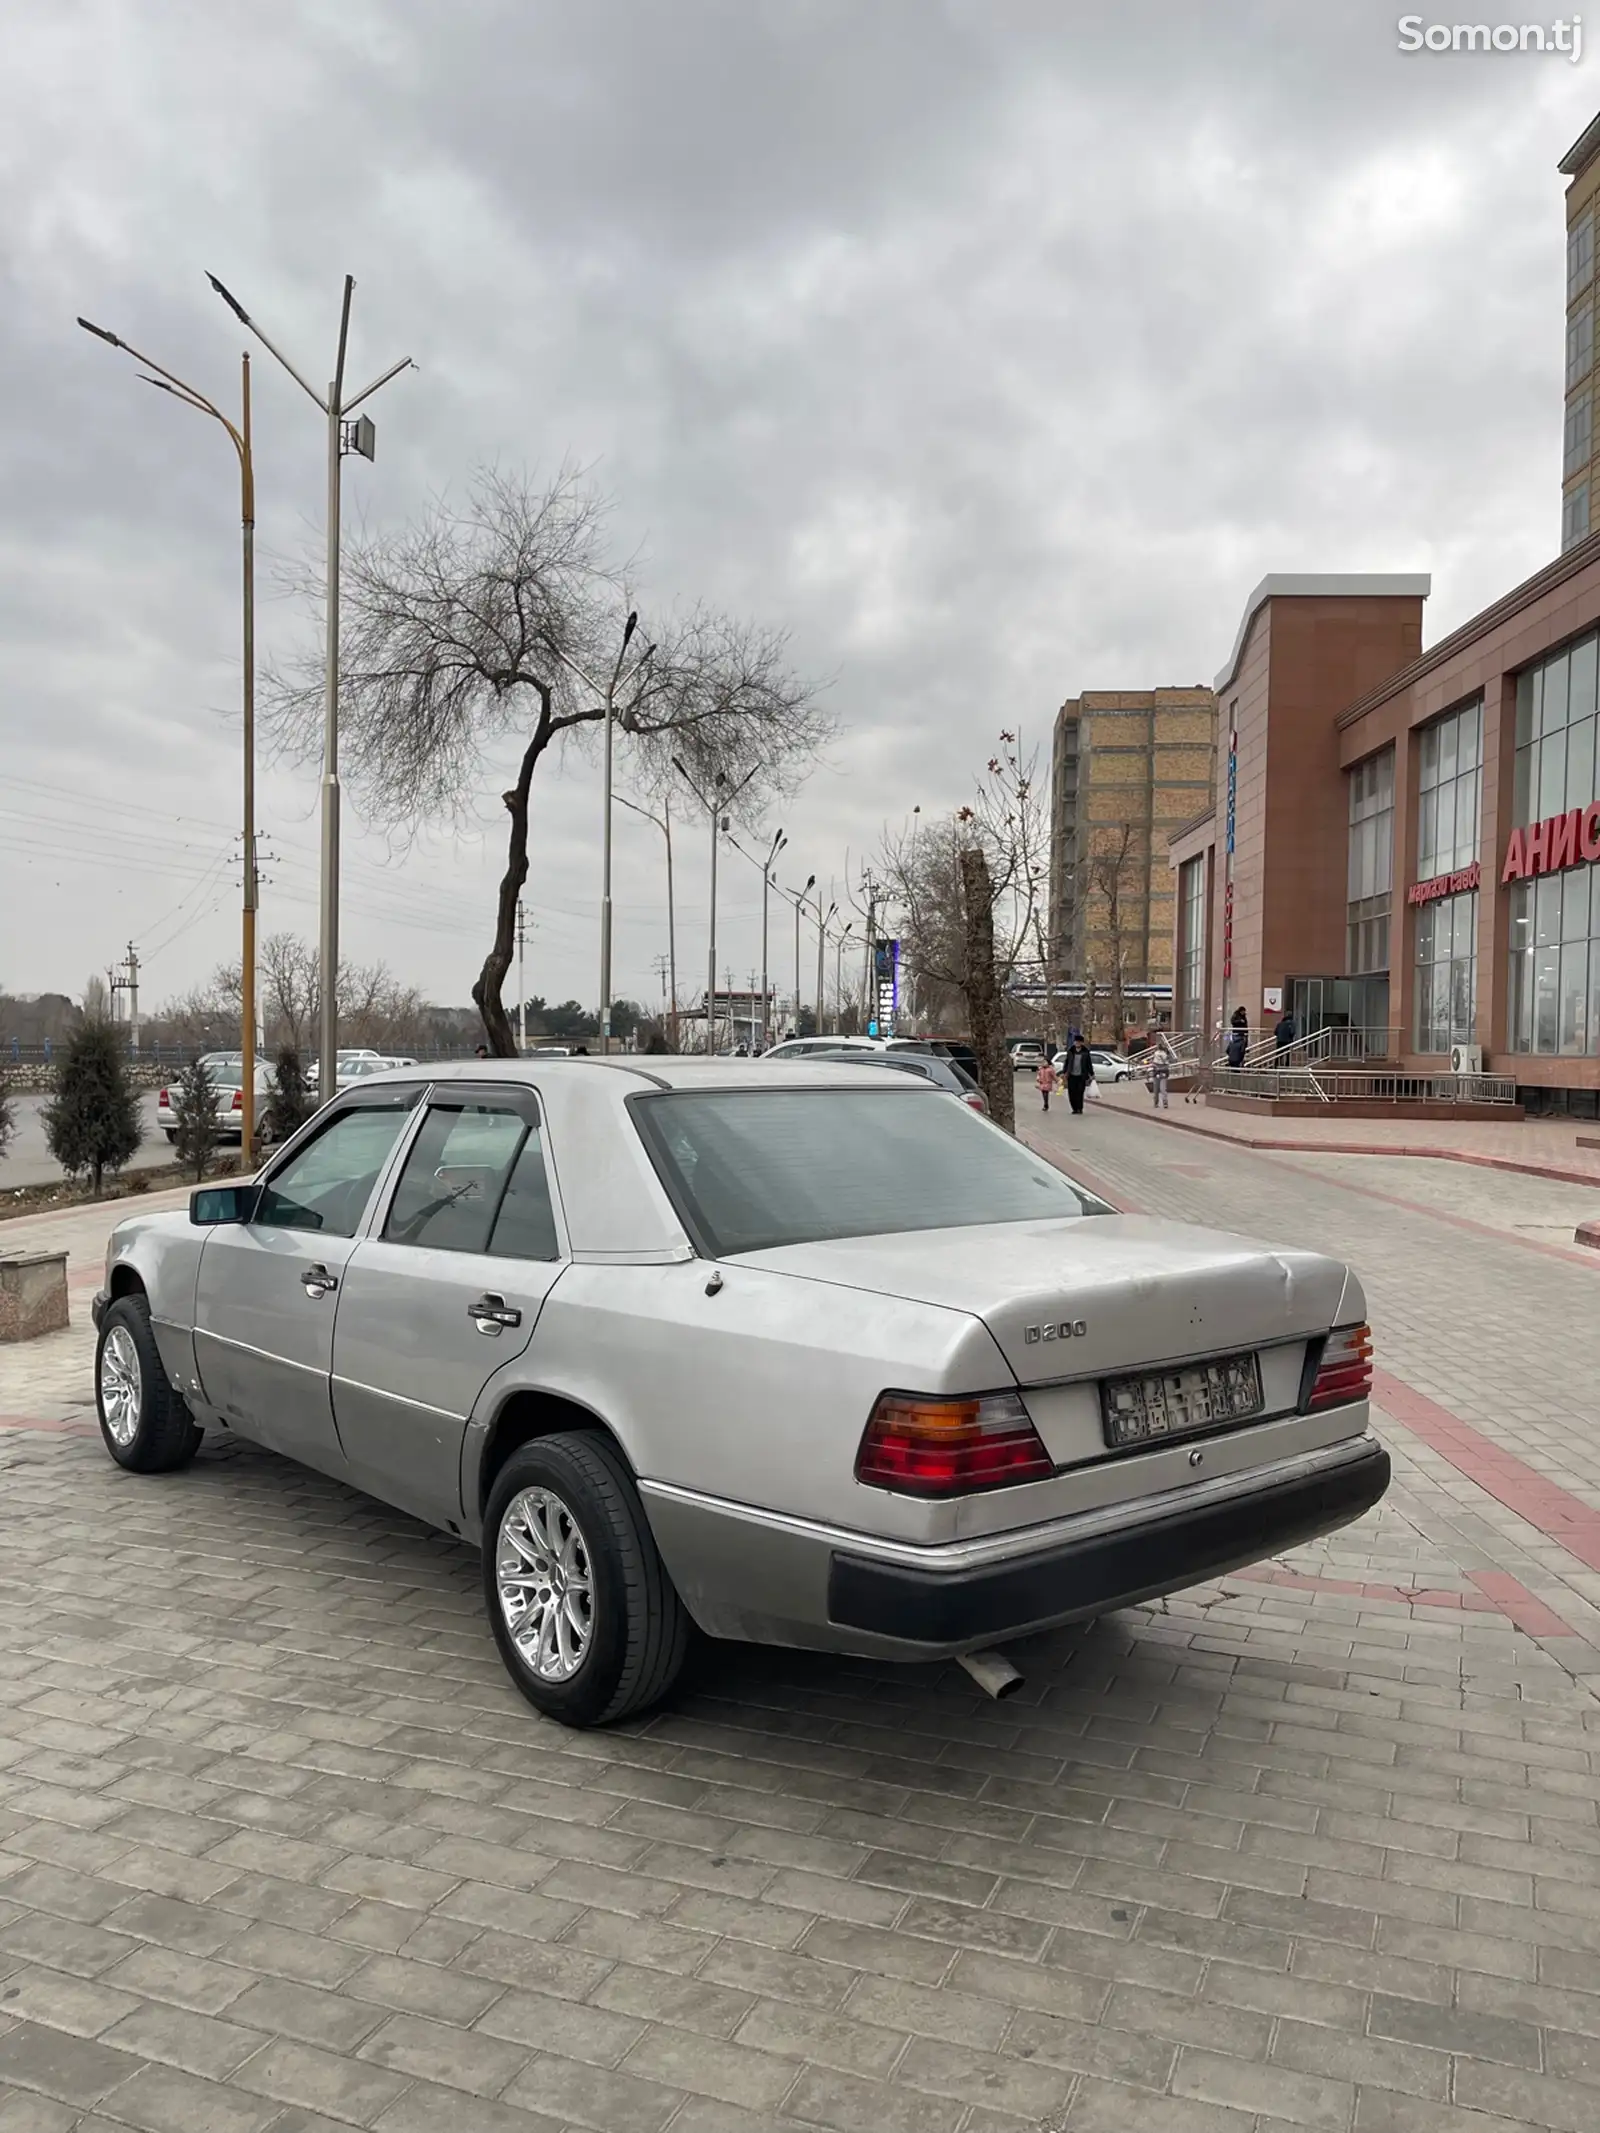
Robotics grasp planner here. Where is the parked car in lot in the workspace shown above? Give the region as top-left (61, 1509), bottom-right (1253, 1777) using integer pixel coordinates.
top-left (786, 1045), bottom-right (989, 1111)
top-left (94, 1058), bottom-right (1387, 1729)
top-left (1009, 1039), bottom-right (1048, 1073)
top-left (1052, 1047), bottom-right (1137, 1083)
top-left (157, 1054), bottom-right (275, 1145)
top-left (306, 1050), bottom-right (386, 1092)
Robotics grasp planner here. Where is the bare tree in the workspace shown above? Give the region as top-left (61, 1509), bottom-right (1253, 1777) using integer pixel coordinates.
top-left (266, 469), bottom-right (829, 1056)
top-left (82, 974), bottom-right (111, 1023)
top-left (871, 734), bottom-right (1051, 1096)
top-left (959, 849), bottom-right (1015, 1131)
top-left (1084, 821), bottom-right (1142, 1049)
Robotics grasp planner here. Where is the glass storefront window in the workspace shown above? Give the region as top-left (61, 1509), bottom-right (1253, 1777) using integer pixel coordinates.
top-left (1346, 748), bottom-right (1393, 976)
top-left (1416, 698), bottom-right (1481, 879)
top-left (1508, 627), bottom-right (1600, 1054)
top-left (1414, 891), bottom-right (1477, 1053)
top-left (1178, 856), bottom-right (1205, 1035)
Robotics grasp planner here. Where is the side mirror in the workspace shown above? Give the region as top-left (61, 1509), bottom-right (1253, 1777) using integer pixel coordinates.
top-left (190, 1184), bottom-right (256, 1227)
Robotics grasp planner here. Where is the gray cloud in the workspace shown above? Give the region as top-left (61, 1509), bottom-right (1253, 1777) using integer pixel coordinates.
top-left (1, 0), bottom-right (1592, 1018)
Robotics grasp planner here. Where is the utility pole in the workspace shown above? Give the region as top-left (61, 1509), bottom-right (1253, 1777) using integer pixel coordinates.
top-left (673, 756), bottom-right (756, 1057)
top-left (515, 901), bottom-right (527, 1055)
top-left (126, 942), bottom-right (140, 1052)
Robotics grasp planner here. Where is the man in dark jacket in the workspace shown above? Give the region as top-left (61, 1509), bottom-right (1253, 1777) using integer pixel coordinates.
top-left (1224, 1009), bottom-right (1248, 1070)
top-left (1273, 1011), bottom-right (1297, 1059)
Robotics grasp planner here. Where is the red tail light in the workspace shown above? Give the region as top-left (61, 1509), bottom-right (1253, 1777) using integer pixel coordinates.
top-left (1307, 1323), bottom-right (1373, 1411)
top-left (231, 1090), bottom-right (243, 1110)
top-left (964, 1093), bottom-right (987, 1112)
top-left (856, 1391), bottom-right (1054, 1497)
top-left (158, 1088), bottom-right (170, 1106)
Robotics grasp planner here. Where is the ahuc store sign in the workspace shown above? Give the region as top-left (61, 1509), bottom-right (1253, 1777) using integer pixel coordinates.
top-left (1501, 804), bottom-right (1600, 884)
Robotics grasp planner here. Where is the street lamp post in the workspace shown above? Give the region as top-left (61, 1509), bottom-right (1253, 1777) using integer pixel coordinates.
top-left (617, 792), bottom-right (677, 1048)
top-left (759, 828), bottom-right (786, 1051)
top-left (675, 758), bottom-right (756, 1053)
top-left (835, 921), bottom-right (855, 1028)
top-left (553, 620), bottom-right (649, 1054)
top-left (205, 272), bottom-right (413, 1101)
top-left (77, 316), bottom-right (260, 1154)
top-left (816, 899), bottom-right (836, 1036)
top-left (791, 875), bottom-right (815, 1033)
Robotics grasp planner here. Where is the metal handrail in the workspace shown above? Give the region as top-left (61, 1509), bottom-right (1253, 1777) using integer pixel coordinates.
top-left (1207, 1064), bottom-right (1517, 1105)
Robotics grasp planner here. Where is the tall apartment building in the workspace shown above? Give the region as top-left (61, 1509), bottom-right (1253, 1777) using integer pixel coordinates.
top-left (1562, 113), bottom-right (1600, 549)
top-left (1047, 688), bottom-right (1217, 1033)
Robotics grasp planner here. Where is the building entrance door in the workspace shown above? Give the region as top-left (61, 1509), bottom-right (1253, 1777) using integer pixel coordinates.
top-left (1289, 977), bottom-right (1391, 1060)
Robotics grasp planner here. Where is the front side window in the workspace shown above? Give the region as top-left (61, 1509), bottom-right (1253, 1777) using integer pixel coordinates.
top-left (633, 1088), bottom-right (1108, 1257)
top-left (383, 1099), bottom-right (559, 1259)
top-left (254, 1097), bottom-right (418, 1237)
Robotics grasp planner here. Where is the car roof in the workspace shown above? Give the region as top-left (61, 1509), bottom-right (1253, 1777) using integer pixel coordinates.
top-left (386, 1056), bottom-right (932, 1095)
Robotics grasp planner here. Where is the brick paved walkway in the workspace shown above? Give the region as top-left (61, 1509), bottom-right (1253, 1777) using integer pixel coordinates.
top-left (1, 1157), bottom-right (1599, 2129)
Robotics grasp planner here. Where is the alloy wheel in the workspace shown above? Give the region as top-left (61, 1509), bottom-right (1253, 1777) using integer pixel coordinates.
top-left (99, 1325), bottom-right (141, 1448)
top-left (495, 1486), bottom-right (595, 1681)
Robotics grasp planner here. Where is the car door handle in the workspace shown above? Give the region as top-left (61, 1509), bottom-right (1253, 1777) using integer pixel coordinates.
top-left (301, 1264), bottom-right (338, 1298)
top-left (469, 1294), bottom-right (521, 1334)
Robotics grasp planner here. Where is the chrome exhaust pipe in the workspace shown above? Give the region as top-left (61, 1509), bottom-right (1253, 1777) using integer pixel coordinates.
top-left (956, 1649), bottom-right (1024, 1700)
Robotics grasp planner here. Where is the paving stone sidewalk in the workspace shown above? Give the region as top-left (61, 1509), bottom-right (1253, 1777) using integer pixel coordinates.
top-left (1, 1158), bottom-right (1600, 2130)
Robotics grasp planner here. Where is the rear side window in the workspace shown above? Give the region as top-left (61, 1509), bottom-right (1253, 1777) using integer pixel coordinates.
top-left (383, 1099), bottom-right (560, 1261)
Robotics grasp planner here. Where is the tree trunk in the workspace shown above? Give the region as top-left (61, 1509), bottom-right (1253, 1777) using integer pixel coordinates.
top-left (959, 847), bottom-right (1015, 1132)
top-left (472, 696), bottom-right (553, 1057)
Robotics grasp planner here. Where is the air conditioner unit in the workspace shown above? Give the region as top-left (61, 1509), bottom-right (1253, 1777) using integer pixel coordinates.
top-left (1450, 1043), bottom-right (1483, 1075)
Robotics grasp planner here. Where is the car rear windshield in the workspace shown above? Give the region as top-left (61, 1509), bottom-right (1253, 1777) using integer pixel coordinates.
top-left (632, 1087), bottom-right (1107, 1256)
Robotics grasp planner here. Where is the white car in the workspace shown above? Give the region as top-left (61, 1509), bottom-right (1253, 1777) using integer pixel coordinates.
top-left (306, 1050), bottom-right (385, 1092)
top-left (95, 1057), bottom-right (1387, 1729)
top-left (1052, 1048), bottom-right (1138, 1082)
top-left (157, 1054), bottom-right (275, 1145)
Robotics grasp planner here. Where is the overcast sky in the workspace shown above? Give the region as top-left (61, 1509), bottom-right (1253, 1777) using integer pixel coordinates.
top-left (2, 0), bottom-right (1594, 1023)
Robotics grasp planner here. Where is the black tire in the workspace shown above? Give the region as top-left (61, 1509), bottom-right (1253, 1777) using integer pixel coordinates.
top-left (94, 1294), bottom-right (203, 1474)
top-left (482, 1433), bottom-right (689, 1728)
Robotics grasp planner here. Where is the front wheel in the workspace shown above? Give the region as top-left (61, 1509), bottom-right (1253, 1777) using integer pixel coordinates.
top-left (482, 1433), bottom-right (689, 1728)
top-left (95, 1296), bottom-right (202, 1474)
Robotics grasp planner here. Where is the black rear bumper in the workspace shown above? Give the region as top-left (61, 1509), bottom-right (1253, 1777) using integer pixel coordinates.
top-left (827, 1441), bottom-right (1391, 1646)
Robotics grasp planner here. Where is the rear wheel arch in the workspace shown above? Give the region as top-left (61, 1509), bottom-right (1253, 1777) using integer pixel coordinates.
top-left (477, 1388), bottom-right (633, 1519)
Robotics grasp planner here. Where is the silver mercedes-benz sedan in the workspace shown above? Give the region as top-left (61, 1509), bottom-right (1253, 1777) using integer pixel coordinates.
top-left (93, 1059), bottom-right (1388, 1728)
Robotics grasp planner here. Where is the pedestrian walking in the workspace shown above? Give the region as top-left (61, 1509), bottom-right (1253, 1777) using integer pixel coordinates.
top-left (1036, 1057), bottom-right (1057, 1112)
top-left (1147, 1049), bottom-right (1171, 1109)
top-left (1062, 1035), bottom-right (1094, 1115)
top-left (1273, 1009), bottom-right (1297, 1061)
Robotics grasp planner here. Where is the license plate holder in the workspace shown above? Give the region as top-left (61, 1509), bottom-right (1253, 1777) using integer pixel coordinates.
top-left (1101, 1352), bottom-right (1263, 1449)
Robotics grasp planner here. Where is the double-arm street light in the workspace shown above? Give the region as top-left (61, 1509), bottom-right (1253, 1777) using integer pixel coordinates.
top-left (77, 315), bottom-right (260, 1152)
top-left (787, 874), bottom-right (816, 1033)
top-left (759, 828), bottom-right (786, 1051)
top-left (550, 619), bottom-right (652, 1054)
top-left (204, 272), bottom-right (412, 1100)
top-left (815, 895), bottom-right (838, 1036)
top-left (674, 758), bottom-right (757, 1053)
top-left (616, 790), bottom-right (676, 1047)
top-left (834, 920), bottom-right (855, 1029)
